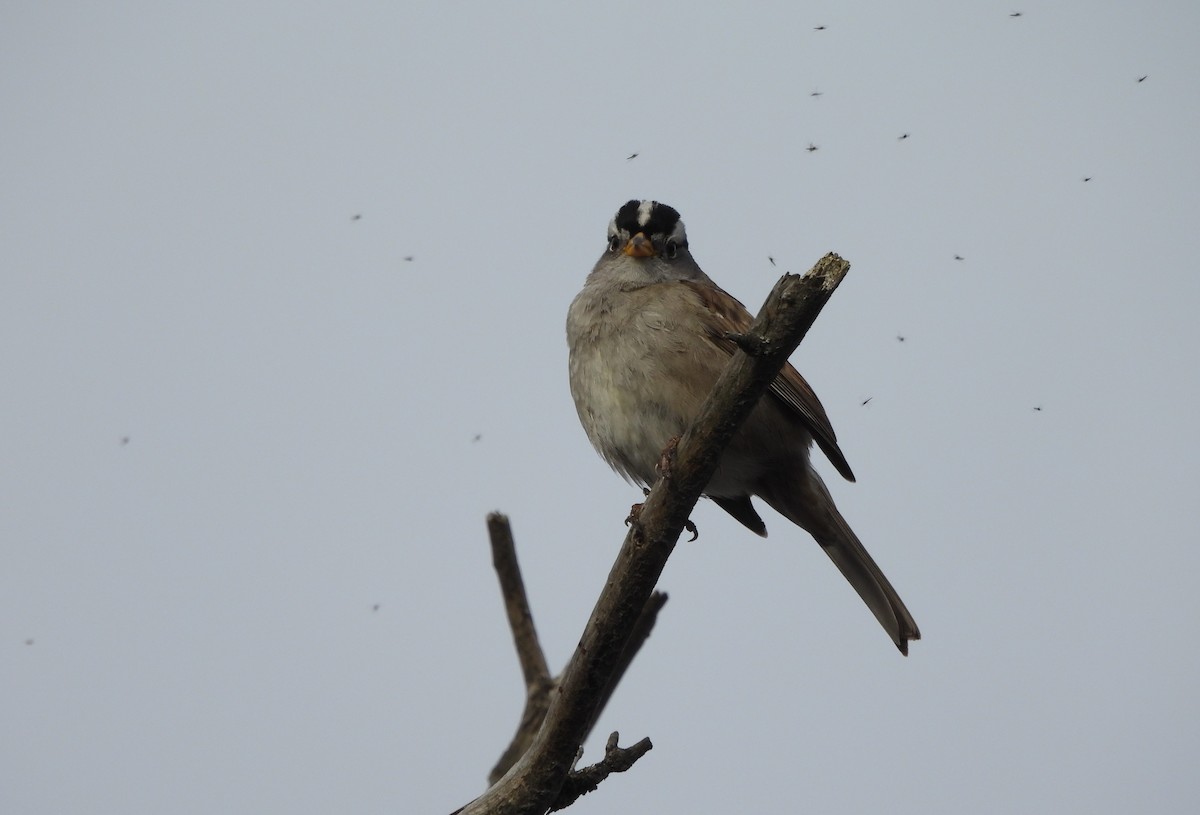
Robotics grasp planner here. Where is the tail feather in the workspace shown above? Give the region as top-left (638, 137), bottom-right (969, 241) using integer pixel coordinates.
top-left (815, 514), bottom-right (921, 655)
top-left (758, 469), bottom-right (920, 655)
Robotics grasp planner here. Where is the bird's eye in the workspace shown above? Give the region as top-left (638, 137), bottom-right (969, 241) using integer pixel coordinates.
top-left (607, 235), bottom-right (620, 253)
top-left (664, 240), bottom-right (679, 259)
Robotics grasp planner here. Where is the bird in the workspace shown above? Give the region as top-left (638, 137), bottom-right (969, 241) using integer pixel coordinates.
top-left (626, 152), bottom-right (639, 161)
top-left (898, 133), bottom-right (910, 140)
top-left (814, 25), bottom-right (827, 30)
top-left (567, 200), bottom-right (920, 654)
top-left (805, 143), bottom-right (819, 153)
top-left (1137, 75), bottom-right (1148, 83)
top-left (810, 90), bottom-right (823, 97)
top-left (768, 256), bottom-right (776, 266)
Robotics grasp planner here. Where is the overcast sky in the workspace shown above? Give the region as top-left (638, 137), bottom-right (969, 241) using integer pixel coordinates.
top-left (4, 3), bottom-right (1199, 813)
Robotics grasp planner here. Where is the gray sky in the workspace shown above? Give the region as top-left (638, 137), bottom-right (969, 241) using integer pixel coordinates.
top-left (4, 3), bottom-right (1198, 813)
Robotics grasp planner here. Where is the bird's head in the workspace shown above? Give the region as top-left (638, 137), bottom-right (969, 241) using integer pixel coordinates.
top-left (592, 200), bottom-right (708, 285)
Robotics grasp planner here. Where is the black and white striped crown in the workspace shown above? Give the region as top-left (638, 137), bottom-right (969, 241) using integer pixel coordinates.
top-left (609, 200), bottom-right (687, 247)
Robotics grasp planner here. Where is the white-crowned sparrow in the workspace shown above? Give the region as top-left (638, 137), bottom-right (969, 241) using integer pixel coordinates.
top-left (567, 200), bottom-right (920, 654)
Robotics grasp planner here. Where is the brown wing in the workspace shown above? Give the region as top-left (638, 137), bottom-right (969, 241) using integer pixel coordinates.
top-left (679, 279), bottom-right (856, 482)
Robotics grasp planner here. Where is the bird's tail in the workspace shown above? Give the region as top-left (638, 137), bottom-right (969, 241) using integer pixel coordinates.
top-left (759, 469), bottom-right (920, 655)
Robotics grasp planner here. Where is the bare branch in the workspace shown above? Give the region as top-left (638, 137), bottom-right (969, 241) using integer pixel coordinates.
top-left (457, 255), bottom-right (851, 814)
top-left (487, 513), bottom-right (553, 786)
top-left (584, 591), bottom-right (668, 739)
top-left (489, 513), bottom-right (552, 690)
top-left (487, 521), bottom-right (667, 785)
top-left (548, 733), bottom-right (654, 812)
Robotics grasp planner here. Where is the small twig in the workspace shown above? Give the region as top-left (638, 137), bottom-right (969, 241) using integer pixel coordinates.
top-left (724, 330), bottom-right (771, 356)
top-left (549, 733), bottom-right (654, 812)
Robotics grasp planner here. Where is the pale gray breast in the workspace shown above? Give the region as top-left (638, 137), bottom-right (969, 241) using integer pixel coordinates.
top-left (566, 281), bottom-right (713, 484)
